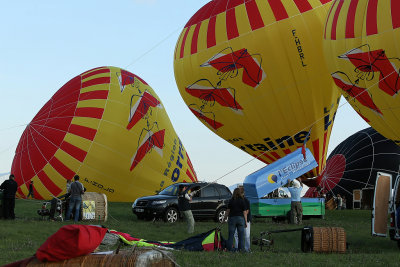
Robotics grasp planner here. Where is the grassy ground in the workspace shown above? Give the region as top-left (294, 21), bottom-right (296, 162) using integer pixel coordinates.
top-left (1, 199), bottom-right (400, 266)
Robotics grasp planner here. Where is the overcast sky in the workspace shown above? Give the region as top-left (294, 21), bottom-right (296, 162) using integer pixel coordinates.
top-left (0, 0), bottom-right (369, 186)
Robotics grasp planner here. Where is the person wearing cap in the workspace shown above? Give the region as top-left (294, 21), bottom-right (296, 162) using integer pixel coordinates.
top-left (288, 178), bottom-right (303, 224)
top-left (178, 184), bottom-right (195, 234)
top-left (65, 175), bottom-right (85, 222)
top-left (0, 174), bottom-right (18, 219)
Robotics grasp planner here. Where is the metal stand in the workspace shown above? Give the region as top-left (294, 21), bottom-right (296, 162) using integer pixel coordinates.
top-left (252, 227), bottom-right (307, 251)
top-left (253, 226), bottom-right (347, 253)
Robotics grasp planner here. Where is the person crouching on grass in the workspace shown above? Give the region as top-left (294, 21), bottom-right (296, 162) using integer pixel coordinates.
top-left (223, 187), bottom-right (248, 252)
top-left (178, 185), bottom-right (195, 234)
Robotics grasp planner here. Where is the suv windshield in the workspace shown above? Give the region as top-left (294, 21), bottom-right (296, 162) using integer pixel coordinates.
top-left (158, 184), bottom-right (180, 196)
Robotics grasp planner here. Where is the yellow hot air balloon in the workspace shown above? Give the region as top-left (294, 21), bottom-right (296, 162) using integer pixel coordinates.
top-left (11, 66), bottom-right (197, 202)
top-left (323, 0), bottom-right (400, 145)
top-left (174, 0), bottom-right (340, 181)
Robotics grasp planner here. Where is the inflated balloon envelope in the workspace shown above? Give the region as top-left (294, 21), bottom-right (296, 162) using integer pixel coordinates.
top-left (323, 0), bottom-right (400, 145)
top-left (243, 148), bottom-right (317, 199)
top-left (11, 66), bottom-right (197, 202)
top-left (174, 0), bottom-right (340, 180)
top-left (305, 127), bottom-right (400, 202)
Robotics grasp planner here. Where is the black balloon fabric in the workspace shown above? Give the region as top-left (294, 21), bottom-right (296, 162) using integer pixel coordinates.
top-left (305, 127), bottom-right (400, 207)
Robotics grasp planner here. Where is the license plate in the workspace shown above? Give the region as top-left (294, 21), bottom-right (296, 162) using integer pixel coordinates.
top-left (135, 208), bottom-right (144, 212)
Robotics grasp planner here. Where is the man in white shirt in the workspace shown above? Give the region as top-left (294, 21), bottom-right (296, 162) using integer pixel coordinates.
top-left (288, 178), bottom-right (303, 224)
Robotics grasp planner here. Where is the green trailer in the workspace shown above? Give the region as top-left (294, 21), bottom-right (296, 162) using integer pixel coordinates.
top-left (250, 196), bottom-right (325, 219)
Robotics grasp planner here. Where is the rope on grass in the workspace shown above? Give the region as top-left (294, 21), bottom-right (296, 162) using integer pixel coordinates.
top-left (107, 212), bottom-right (120, 223)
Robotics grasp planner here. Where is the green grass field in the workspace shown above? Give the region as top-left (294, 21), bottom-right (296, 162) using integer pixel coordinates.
top-left (1, 199), bottom-right (400, 266)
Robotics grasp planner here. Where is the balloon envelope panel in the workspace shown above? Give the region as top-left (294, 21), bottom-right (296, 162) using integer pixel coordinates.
top-left (174, 0), bottom-right (340, 178)
top-left (11, 66), bottom-right (197, 201)
top-left (323, 0), bottom-right (400, 145)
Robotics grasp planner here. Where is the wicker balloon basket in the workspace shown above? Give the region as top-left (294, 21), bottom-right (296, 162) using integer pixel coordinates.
top-left (311, 227), bottom-right (346, 253)
top-left (26, 248), bottom-right (176, 267)
top-left (301, 226), bottom-right (346, 253)
top-left (325, 198), bottom-right (337, 210)
top-left (81, 192), bottom-right (108, 222)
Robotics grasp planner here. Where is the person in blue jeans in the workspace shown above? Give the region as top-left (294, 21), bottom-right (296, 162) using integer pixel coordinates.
top-left (234, 186), bottom-right (252, 251)
top-left (65, 175), bottom-right (85, 222)
top-left (223, 188), bottom-right (248, 252)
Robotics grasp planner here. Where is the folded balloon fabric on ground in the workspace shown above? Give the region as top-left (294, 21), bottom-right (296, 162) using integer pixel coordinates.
top-left (4, 225), bottom-right (225, 266)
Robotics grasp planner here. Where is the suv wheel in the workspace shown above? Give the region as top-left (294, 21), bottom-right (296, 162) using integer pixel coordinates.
top-left (215, 208), bottom-right (227, 223)
top-left (164, 207), bottom-right (179, 223)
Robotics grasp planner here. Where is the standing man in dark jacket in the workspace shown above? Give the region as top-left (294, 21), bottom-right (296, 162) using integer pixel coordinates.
top-left (65, 175), bottom-right (85, 222)
top-left (178, 185), bottom-right (195, 234)
top-left (0, 174), bottom-right (18, 219)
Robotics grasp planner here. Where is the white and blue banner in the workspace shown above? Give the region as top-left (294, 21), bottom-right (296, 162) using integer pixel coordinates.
top-left (243, 148), bottom-right (317, 198)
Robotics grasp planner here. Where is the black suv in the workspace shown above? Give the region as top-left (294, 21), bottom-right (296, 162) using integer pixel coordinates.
top-left (132, 182), bottom-right (232, 223)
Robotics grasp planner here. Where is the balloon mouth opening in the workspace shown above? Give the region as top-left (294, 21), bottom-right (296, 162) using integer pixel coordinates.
top-left (318, 154), bottom-right (346, 192)
top-left (305, 154), bottom-right (346, 196)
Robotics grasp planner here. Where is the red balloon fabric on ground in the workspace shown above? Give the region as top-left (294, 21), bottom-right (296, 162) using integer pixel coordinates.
top-left (36, 225), bottom-right (107, 262)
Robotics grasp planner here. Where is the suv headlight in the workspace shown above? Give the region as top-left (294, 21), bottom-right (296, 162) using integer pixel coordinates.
top-left (132, 199), bottom-right (138, 208)
top-left (152, 200), bottom-right (167, 205)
